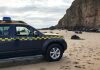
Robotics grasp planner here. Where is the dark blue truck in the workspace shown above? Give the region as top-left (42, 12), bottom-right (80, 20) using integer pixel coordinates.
top-left (0, 17), bottom-right (67, 61)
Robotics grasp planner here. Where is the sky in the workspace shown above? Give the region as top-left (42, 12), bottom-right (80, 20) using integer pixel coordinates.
top-left (0, 0), bottom-right (74, 29)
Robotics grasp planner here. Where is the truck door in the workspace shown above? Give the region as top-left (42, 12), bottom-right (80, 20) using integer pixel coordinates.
top-left (0, 25), bottom-right (16, 58)
top-left (15, 25), bottom-right (42, 55)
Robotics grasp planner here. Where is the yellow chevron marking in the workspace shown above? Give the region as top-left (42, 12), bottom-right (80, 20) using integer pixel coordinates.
top-left (2, 39), bottom-right (5, 41)
top-left (0, 35), bottom-right (63, 41)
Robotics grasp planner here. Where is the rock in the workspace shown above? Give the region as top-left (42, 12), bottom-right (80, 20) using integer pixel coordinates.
top-left (43, 32), bottom-right (47, 33)
top-left (71, 35), bottom-right (80, 39)
top-left (57, 0), bottom-right (100, 31)
top-left (74, 65), bottom-right (82, 68)
top-left (75, 31), bottom-right (82, 34)
top-left (73, 61), bottom-right (79, 64)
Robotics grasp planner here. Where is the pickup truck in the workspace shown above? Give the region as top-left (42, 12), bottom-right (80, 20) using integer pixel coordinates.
top-left (0, 17), bottom-right (67, 61)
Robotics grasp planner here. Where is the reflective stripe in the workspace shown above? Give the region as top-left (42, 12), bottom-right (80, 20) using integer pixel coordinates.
top-left (0, 36), bottom-right (63, 41)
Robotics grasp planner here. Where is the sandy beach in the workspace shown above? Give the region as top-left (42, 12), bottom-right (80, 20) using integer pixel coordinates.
top-left (0, 30), bottom-right (100, 70)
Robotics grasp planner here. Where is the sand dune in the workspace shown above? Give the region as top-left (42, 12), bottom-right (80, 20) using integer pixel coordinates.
top-left (0, 30), bottom-right (100, 70)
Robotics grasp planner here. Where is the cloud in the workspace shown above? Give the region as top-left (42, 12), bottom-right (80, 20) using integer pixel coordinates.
top-left (0, 0), bottom-right (32, 8)
top-left (0, 0), bottom-right (74, 28)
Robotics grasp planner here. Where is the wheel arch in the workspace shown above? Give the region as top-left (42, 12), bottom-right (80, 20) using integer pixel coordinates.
top-left (42, 39), bottom-right (67, 54)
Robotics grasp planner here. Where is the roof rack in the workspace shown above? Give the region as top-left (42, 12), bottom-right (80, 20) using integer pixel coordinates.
top-left (0, 17), bottom-right (27, 25)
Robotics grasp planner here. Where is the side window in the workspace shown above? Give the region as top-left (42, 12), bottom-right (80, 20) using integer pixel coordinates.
top-left (16, 26), bottom-right (31, 36)
top-left (0, 26), bottom-right (10, 36)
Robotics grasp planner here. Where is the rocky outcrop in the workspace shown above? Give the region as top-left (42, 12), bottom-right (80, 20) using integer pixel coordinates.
top-left (57, 0), bottom-right (100, 30)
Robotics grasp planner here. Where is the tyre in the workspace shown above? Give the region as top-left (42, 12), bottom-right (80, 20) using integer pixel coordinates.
top-left (45, 44), bottom-right (63, 62)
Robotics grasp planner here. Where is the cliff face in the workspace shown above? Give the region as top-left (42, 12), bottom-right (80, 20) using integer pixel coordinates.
top-left (57, 0), bottom-right (100, 30)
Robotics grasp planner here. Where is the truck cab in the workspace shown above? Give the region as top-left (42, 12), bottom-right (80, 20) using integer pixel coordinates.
top-left (0, 17), bottom-right (67, 61)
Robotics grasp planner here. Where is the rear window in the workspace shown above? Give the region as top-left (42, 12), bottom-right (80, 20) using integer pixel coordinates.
top-left (0, 26), bottom-right (10, 36)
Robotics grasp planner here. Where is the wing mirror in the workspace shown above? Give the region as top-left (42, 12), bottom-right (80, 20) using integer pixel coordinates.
top-left (34, 31), bottom-right (39, 37)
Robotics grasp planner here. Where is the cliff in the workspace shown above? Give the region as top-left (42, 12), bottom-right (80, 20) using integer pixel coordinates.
top-left (57, 0), bottom-right (100, 30)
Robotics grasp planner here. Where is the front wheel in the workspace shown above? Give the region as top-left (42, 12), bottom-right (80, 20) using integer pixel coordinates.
top-left (45, 44), bottom-right (63, 62)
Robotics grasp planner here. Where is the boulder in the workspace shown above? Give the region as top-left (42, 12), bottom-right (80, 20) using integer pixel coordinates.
top-left (71, 35), bottom-right (81, 40)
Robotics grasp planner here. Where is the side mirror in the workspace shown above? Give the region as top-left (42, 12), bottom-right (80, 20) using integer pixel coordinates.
top-left (34, 31), bottom-right (39, 37)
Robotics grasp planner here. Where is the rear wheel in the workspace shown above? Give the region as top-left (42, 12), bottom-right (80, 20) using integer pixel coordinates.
top-left (45, 44), bottom-right (63, 61)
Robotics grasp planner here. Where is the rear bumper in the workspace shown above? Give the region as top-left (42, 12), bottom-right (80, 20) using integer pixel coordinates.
top-left (61, 39), bottom-right (67, 52)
